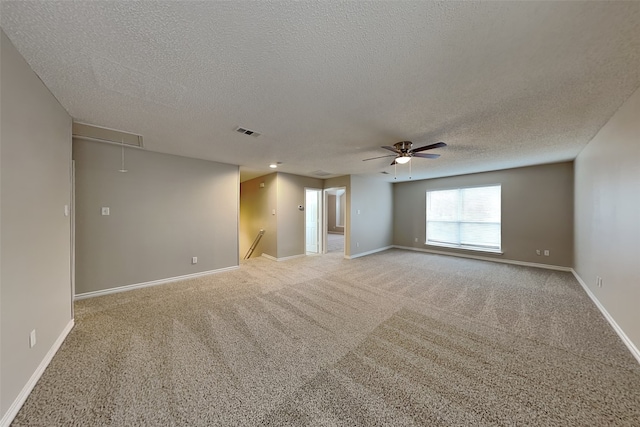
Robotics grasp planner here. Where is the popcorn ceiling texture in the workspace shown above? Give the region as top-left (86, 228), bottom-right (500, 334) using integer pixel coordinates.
top-left (11, 249), bottom-right (640, 425)
top-left (1, 1), bottom-right (639, 182)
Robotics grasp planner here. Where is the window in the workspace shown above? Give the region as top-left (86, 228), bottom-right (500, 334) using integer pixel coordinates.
top-left (426, 185), bottom-right (501, 252)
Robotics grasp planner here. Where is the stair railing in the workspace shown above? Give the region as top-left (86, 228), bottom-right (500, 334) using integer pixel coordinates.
top-left (244, 229), bottom-right (265, 259)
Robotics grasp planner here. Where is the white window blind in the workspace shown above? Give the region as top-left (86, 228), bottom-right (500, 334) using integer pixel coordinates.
top-left (426, 185), bottom-right (501, 252)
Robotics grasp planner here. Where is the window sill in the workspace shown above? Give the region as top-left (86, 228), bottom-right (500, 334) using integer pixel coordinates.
top-left (424, 242), bottom-right (503, 255)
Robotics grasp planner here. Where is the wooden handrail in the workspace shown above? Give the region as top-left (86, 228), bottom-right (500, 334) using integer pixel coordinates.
top-left (244, 229), bottom-right (265, 259)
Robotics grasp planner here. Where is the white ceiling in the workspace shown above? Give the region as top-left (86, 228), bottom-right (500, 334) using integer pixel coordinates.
top-left (2, 1), bottom-right (639, 182)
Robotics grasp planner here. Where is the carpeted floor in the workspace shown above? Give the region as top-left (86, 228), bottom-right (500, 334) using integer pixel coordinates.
top-left (327, 233), bottom-right (344, 253)
top-left (12, 249), bottom-right (640, 426)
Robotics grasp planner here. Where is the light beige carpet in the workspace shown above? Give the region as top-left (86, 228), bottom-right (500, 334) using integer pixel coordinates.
top-left (327, 233), bottom-right (344, 253)
top-left (12, 249), bottom-right (640, 426)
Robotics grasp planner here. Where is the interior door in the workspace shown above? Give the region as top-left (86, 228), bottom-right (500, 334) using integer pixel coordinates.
top-left (305, 188), bottom-right (321, 254)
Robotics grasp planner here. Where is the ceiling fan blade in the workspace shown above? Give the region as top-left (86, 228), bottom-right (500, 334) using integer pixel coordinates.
top-left (412, 153), bottom-right (440, 159)
top-left (390, 159), bottom-right (397, 166)
top-left (362, 154), bottom-right (396, 161)
top-left (381, 145), bottom-right (401, 154)
top-left (410, 142), bottom-right (447, 153)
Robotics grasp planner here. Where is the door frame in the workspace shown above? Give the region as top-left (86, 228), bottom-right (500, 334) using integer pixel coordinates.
top-left (70, 159), bottom-right (76, 316)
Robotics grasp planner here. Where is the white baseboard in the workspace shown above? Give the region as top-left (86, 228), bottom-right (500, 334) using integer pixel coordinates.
top-left (571, 269), bottom-right (640, 364)
top-left (74, 266), bottom-right (239, 300)
top-left (392, 245), bottom-right (572, 272)
top-left (261, 253), bottom-right (306, 262)
top-left (346, 246), bottom-right (393, 260)
top-left (1, 319), bottom-right (75, 427)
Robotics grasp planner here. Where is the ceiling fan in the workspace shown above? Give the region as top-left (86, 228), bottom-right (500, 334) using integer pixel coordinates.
top-left (363, 141), bottom-right (447, 165)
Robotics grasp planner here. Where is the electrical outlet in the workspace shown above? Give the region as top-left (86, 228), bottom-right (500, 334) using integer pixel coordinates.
top-left (356, 242), bottom-right (360, 248)
top-left (544, 250), bottom-right (550, 256)
top-left (536, 249), bottom-right (541, 256)
top-left (101, 207), bottom-right (110, 216)
top-left (29, 329), bottom-right (36, 348)
top-left (415, 237), bottom-right (419, 243)
top-left (192, 257), bottom-right (198, 264)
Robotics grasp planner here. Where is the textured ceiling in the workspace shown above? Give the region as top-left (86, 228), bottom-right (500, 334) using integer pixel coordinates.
top-left (2, 1), bottom-right (639, 182)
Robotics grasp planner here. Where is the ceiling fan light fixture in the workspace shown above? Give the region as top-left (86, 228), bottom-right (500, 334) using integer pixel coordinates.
top-left (395, 156), bottom-right (411, 164)
top-left (269, 163), bottom-right (278, 169)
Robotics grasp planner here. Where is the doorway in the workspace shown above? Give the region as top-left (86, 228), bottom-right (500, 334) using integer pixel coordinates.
top-left (305, 188), bottom-right (322, 254)
top-left (324, 187), bottom-right (346, 255)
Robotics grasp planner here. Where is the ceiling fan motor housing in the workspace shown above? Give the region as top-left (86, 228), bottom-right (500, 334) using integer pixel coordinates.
top-left (395, 141), bottom-right (413, 153)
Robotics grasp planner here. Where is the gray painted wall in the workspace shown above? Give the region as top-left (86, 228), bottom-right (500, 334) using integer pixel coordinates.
top-left (349, 175), bottom-right (394, 257)
top-left (277, 173), bottom-right (324, 258)
top-left (239, 173), bottom-right (277, 259)
top-left (393, 162), bottom-right (574, 267)
top-left (575, 87), bottom-right (640, 352)
top-left (1, 30), bottom-right (73, 421)
top-left (73, 139), bottom-right (239, 295)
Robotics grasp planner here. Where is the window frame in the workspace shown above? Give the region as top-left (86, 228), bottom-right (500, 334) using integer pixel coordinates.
top-left (425, 184), bottom-right (503, 254)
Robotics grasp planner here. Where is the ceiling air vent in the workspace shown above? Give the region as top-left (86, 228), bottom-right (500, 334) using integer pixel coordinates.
top-left (72, 122), bottom-right (143, 148)
top-left (236, 126), bottom-right (261, 137)
top-left (312, 170), bottom-right (332, 177)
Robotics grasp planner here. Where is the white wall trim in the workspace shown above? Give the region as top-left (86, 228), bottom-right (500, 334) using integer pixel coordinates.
top-left (261, 253), bottom-right (306, 262)
top-left (392, 245), bottom-right (572, 271)
top-left (1, 319), bottom-right (75, 427)
top-left (571, 269), bottom-right (640, 365)
top-left (346, 245), bottom-right (393, 260)
top-left (74, 266), bottom-right (239, 300)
